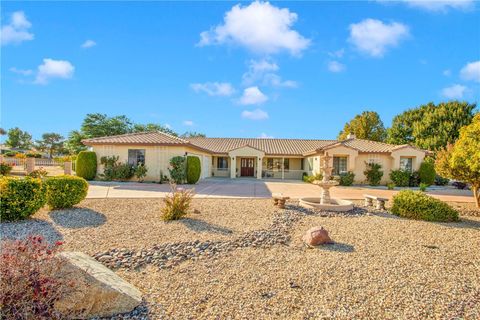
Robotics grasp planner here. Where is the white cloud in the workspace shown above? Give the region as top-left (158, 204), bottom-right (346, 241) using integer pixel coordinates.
top-left (190, 82), bottom-right (235, 96)
top-left (198, 1), bottom-right (310, 56)
top-left (443, 69), bottom-right (451, 76)
top-left (328, 61), bottom-right (346, 73)
top-left (81, 39), bottom-right (96, 48)
top-left (328, 48), bottom-right (345, 58)
top-left (242, 59), bottom-right (297, 88)
top-left (34, 58), bottom-right (75, 85)
top-left (460, 61), bottom-right (480, 82)
top-left (349, 19), bottom-right (409, 57)
top-left (259, 132), bottom-right (274, 138)
top-left (402, 0), bottom-right (474, 12)
top-left (240, 86), bottom-right (268, 105)
top-left (441, 84), bottom-right (467, 99)
top-left (9, 67), bottom-right (33, 76)
top-left (241, 109), bottom-right (269, 120)
top-left (1, 11), bottom-right (34, 46)
top-left (183, 120), bottom-right (194, 126)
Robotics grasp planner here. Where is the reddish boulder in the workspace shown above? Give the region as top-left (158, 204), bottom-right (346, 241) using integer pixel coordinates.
top-left (303, 226), bottom-right (332, 247)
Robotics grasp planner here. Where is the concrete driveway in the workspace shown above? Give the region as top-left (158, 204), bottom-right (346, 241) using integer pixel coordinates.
top-left (87, 178), bottom-right (475, 203)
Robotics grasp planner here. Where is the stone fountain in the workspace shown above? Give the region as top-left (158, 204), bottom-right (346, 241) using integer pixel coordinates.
top-left (299, 154), bottom-right (353, 211)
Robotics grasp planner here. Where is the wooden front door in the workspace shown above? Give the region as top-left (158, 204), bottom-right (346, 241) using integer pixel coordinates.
top-left (240, 158), bottom-right (255, 177)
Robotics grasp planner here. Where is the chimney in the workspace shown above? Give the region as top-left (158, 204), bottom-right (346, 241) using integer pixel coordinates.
top-left (347, 133), bottom-right (356, 139)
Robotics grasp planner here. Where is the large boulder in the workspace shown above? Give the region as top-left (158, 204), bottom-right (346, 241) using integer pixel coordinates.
top-left (55, 252), bottom-right (142, 319)
top-left (303, 226), bottom-right (332, 247)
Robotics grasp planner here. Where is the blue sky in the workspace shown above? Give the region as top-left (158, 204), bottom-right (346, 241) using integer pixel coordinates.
top-left (1, 1), bottom-right (479, 140)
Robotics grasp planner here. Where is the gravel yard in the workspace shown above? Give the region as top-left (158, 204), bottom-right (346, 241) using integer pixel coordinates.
top-left (1, 199), bottom-right (479, 319)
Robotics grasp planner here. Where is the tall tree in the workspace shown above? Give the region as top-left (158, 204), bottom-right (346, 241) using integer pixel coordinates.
top-left (5, 127), bottom-right (33, 149)
top-left (0, 128), bottom-right (6, 135)
top-left (64, 130), bottom-right (87, 155)
top-left (435, 113), bottom-right (480, 207)
top-left (81, 113), bottom-right (133, 138)
top-left (35, 133), bottom-right (65, 158)
top-left (387, 101), bottom-right (476, 151)
top-left (338, 111), bottom-right (386, 141)
top-left (181, 131), bottom-right (206, 138)
top-left (132, 123), bottom-right (178, 136)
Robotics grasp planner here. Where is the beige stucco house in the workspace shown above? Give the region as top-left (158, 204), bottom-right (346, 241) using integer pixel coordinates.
top-left (82, 131), bottom-right (428, 184)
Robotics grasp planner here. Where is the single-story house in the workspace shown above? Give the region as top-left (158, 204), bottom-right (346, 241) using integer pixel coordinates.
top-left (82, 131), bottom-right (428, 183)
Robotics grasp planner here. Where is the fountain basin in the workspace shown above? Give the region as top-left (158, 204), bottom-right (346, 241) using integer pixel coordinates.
top-left (299, 197), bottom-right (354, 211)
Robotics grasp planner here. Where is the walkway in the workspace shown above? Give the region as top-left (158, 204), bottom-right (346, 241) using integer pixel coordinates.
top-left (87, 178), bottom-right (475, 203)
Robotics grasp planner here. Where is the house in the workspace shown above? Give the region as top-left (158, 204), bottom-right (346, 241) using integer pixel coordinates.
top-left (82, 131), bottom-right (428, 183)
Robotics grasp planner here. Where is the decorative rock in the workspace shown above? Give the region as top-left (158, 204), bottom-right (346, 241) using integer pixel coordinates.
top-left (55, 252), bottom-right (142, 319)
top-left (303, 226), bottom-right (332, 247)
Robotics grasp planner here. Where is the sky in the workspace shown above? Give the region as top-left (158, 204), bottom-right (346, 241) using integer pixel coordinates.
top-left (1, 0), bottom-right (479, 141)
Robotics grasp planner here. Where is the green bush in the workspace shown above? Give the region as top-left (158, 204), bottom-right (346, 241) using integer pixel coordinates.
top-left (44, 175), bottom-right (88, 209)
top-left (100, 156), bottom-right (134, 181)
top-left (419, 182), bottom-right (428, 192)
top-left (0, 177), bottom-right (46, 221)
top-left (161, 184), bottom-right (194, 221)
top-left (434, 175), bottom-right (449, 186)
top-left (25, 152), bottom-right (42, 158)
top-left (339, 171), bottom-right (355, 186)
top-left (419, 158), bottom-right (436, 186)
top-left (389, 169), bottom-right (410, 187)
top-left (363, 162), bottom-right (383, 186)
top-left (0, 162), bottom-right (13, 175)
top-left (4, 151), bottom-right (17, 157)
top-left (303, 173), bottom-right (323, 183)
top-left (28, 168), bottom-right (48, 179)
top-left (186, 156), bottom-right (201, 184)
top-left (387, 182), bottom-right (395, 190)
top-left (135, 164), bottom-right (148, 182)
top-left (391, 190), bottom-right (458, 222)
top-left (409, 171), bottom-right (420, 187)
top-left (76, 151), bottom-right (97, 180)
top-left (168, 156), bottom-right (186, 184)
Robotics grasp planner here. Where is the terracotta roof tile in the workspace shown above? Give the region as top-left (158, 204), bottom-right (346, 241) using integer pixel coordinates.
top-left (82, 131), bottom-right (188, 145)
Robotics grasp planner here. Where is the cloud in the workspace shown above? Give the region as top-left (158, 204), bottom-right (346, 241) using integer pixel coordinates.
top-left (441, 84), bottom-right (467, 99)
top-left (259, 132), bottom-right (274, 138)
top-left (240, 86), bottom-right (268, 105)
top-left (402, 0), bottom-right (474, 12)
top-left (183, 120), bottom-right (194, 126)
top-left (81, 39), bottom-right (96, 48)
top-left (9, 67), bottom-right (33, 76)
top-left (349, 19), bottom-right (409, 57)
top-left (242, 59), bottom-right (297, 88)
top-left (1, 11), bottom-right (34, 46)
top-left (328, 61), bottom-right (346, 73)
top-left (198, 1), bottom-right (310, 56)
top-left (190, 82), bottom-right (235, 96)
top-left (241, 109), bottom-right (269, 120)
top-left (443, 69), bottom-right (451, 76)
top-left (34, 58), bottom-right (75, 85)
top-left (460, 61), bottom-right (480, 82)
top-left (328, 48), bottom-right (345, 58)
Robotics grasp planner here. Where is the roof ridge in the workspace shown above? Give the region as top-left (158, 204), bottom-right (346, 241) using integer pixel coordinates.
top-left (187, 137), bottom-right (338, 142)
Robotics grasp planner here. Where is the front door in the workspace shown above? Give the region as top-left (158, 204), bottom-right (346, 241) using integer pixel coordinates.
top-left (240, 158), bottom-right (255, 177)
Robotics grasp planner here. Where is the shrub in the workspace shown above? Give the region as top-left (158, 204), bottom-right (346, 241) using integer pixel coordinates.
top-left (15, 153), bottom-right (26, 159)
top-left (0, 162), bottom-right (13, 175)
top-left (387, 182), bottom-right (395, 190)
top-left (419, 158), bottom-right (436, 186)
top-left (339, 171), bottom-right (355, 186)
top-left (419, 182), bottom-right (428, 192)
top-left (0, 236), bottom-right (71, 319)
top-left (389, 169), bottom-right (410, 187)
top-left (135, 164), bottom-right (148, 182)
top-left (100, 156), bottom-right (134, 181)
top-left (45, 175), bottom-right (88, 209)
top-left (113, 163), bottom-right (134, 181)
top-left (4, 151), bottom-right (17, 157)
top-left (28, 167), bottom-right (48, 179)
top-left (409, 171), bottom-right (420, 187)
top-left (161, 183), bottom-right (194, 221)
top-left (186, 156), bottom-right (201, 184)
top-left (391, 190), bottom-right (459, 222)
top-left (26, 152), bottom-right (42, 158)
top-left (363, 162), bottom-right (383, 186)
top-left (434, 175), bottom-right (449, 186)
top-left (76, 151), bottom-right (97, 180)
top-left (452, 181), bottom-right (467, 190)
top-left (303, 173), bottom-right (323, 183)
top-left (0, 177), bottom-right (46, 221)
top-left (168, 156), bottom-right (186, 184)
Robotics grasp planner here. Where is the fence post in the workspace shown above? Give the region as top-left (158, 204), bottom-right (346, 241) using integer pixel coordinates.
top-left (0, 155), bottom-right (4, 163)
top-left (64, 161), bottom-right (72, 175)
top-left (26, 158), bottom-right (35, 175)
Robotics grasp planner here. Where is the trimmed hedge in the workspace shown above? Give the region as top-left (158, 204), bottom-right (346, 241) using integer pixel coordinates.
top-left (76, 151), bottom-right (97, 180)
top-left (419, 159), bottom-right (436, 186)
top-left (45, 175), bottom-right (88, 209)
top-left (186, 156), bottom-right (201, 184)
top-left (391, 190), bottom-right (459, 222)
top-left (0, 177), bottom-right (46, 221)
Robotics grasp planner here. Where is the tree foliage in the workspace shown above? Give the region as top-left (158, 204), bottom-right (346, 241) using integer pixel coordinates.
top-left (132, 123), bottom-right (178, 136)
top-left (387, 101), bottom-right (476, 151)
top-left (5, 127), bottom-right (33, 149)
top-left (35, 132), bottom-right (64, 158)
top-left (64, 130), bottom-right (87, 155)
top-left (435, 113), bottom-right (480, 207)
top-left (338, 111), bottom-right (386, 141)
top-left (181, 131), bottom-right (206, 138)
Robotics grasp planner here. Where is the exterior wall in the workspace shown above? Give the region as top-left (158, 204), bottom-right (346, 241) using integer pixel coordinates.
top-left (390, 147), bottom-right (426, 171)
top-left (211, 156), bottom-right (230, 177)
top-left (228, 146), bottom-right (265, 179)
top-left (263, 157), bottom-right (304, 180)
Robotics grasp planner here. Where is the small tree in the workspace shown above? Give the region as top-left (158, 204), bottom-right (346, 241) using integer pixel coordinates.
top-left (76, 151), bottom-right (97, 180)
top-left (186, 156), bottom-right (201, 184)
top-left (168, 156), bottom-right (186, 184)
top-left (435, 114), bottom-right (480, 207)
top-left (418, 158), bottom-right (436, 186)
top-left (363, 162), bottom-right (383, 186)
top-left (35, 132), bottom-right (64, 158)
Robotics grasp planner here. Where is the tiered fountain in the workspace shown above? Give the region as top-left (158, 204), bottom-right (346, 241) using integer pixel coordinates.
top-left (299, 154), bottom-right (353, 211)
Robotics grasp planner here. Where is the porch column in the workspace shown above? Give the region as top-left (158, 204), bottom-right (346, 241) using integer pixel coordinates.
top-left (257, 157), bottom-right (262, 179)
top-left (230, 157), bottom-right (236, 178)
top-left (282, 157), bottom-right (285, 180)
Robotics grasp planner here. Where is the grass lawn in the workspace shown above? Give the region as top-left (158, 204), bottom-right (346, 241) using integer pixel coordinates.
top-left (1, 199), bottom-right (479, 319)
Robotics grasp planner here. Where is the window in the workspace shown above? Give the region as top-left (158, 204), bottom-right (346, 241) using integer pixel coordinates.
top-left (283, 159), bottom-right (289, 171)
top-left (264, 158), bottom-right (289, 171)
top-left (128, 149), bottom-right (145, 166)
top-left (217, 157), bottom-right (228, 170)
top-left (400, 157), bottom-right (413, 172)
top-left (333, 156), bottom-right (347, 175)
